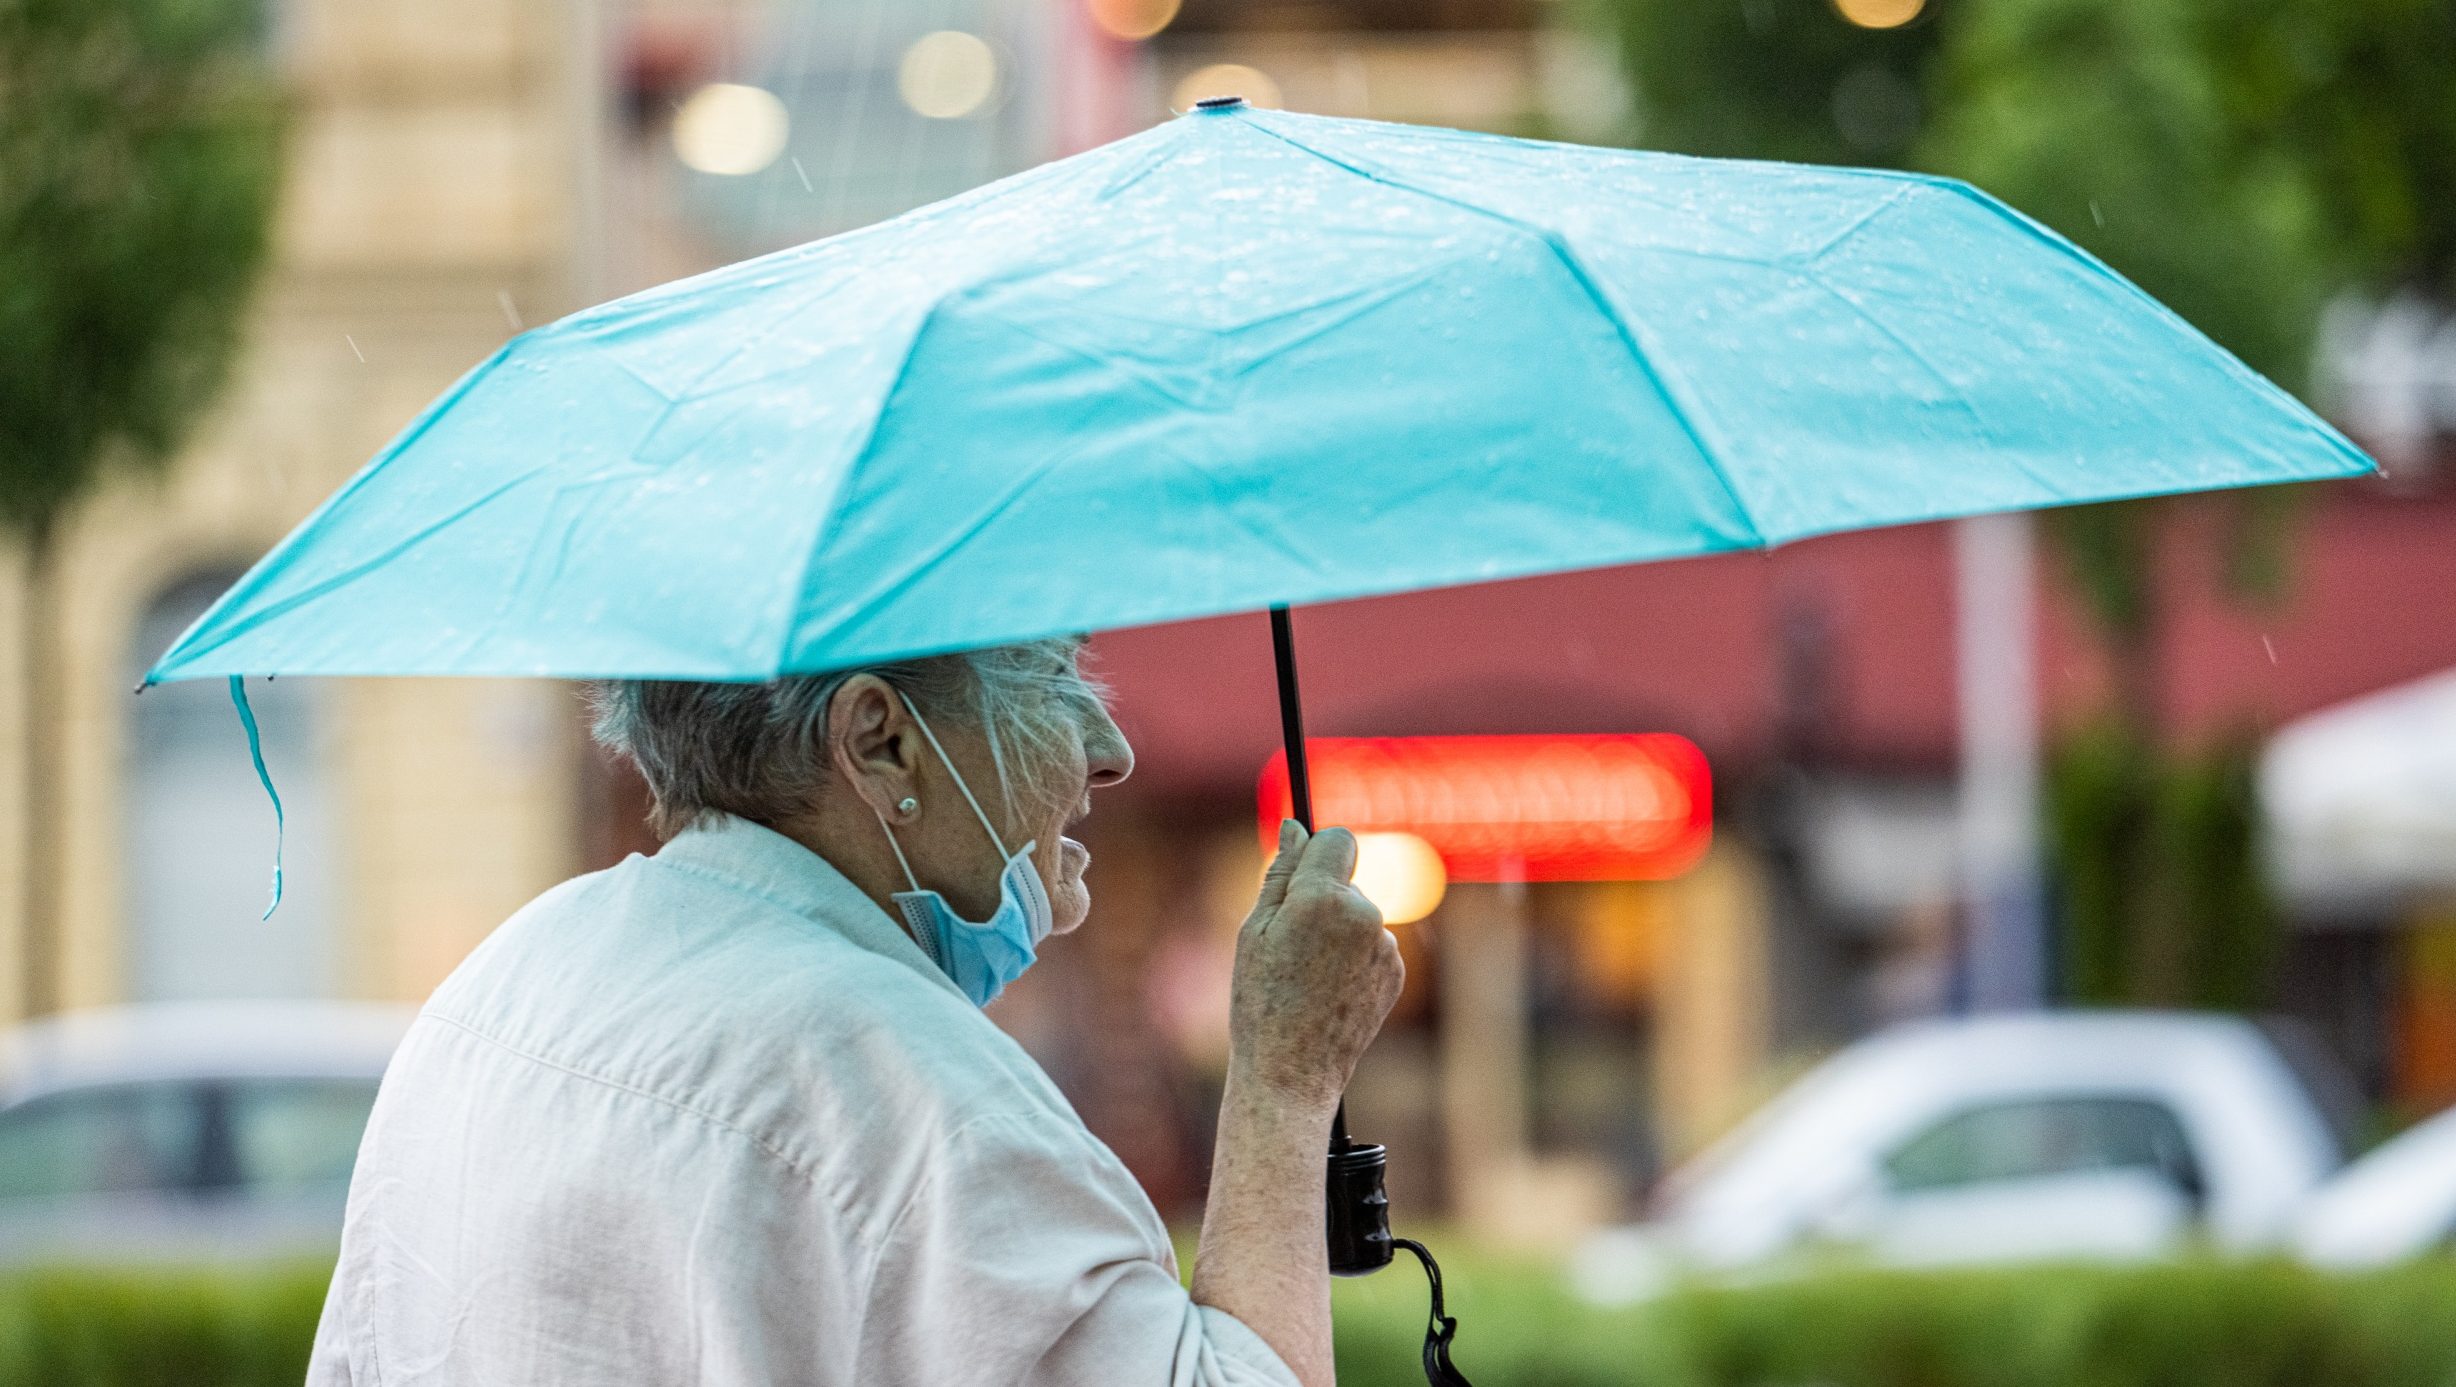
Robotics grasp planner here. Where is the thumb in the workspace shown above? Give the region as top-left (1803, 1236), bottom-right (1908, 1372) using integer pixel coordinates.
top-left (1293, 824), bottom-right (1359, 889)
top-left (1253, 819), bottom-right (1307, 914)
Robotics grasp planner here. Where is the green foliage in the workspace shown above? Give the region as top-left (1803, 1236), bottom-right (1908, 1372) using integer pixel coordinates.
top-left (0, 0), bottom-right (285, 537)
top-left (1585, 0), bottom-right (2456, 355)
top-left (2048, 723), bottom-right (2281, 1009)
top-left (1577, 0), bottom-right (1943, 166)
top-left (16, 1255), bottom-right (2456, 1387)
top-left (0, 1262), bottom-right (329, 1387)
top-left (2207, 0), bottom-right (2456, 298)
top-left (1335, 1257), bottom-right (2456, 1387)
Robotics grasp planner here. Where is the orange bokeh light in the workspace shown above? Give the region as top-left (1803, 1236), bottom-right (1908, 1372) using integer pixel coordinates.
top-left (1833, 0), bottom-right (1925, 28)
top-left (1087, 0), bottom-right (1182, 41)
top-left (1257, 734), bottom-right (1712, 883)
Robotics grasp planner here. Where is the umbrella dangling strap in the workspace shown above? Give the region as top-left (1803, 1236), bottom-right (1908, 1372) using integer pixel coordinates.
top-left (227, 676), bottom-right (285, 919)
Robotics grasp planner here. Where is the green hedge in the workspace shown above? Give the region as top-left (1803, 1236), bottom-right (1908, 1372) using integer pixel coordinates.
top-left (0, 1263), bottom-right (329, 1387)
top-left (7, 1256), bottom-right (2456, 1386)
top-left (1333, 1257), bottom-right (2456, 1387)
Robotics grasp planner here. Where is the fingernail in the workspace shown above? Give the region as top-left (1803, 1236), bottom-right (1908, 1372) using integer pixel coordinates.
top-left (1278, 818), bottom-right (1298, 849)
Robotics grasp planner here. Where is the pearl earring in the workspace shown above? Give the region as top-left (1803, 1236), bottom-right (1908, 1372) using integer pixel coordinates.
top-left (896, 796), bottom-right (919, 816)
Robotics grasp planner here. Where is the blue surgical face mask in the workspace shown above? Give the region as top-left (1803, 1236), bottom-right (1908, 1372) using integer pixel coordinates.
top-left (872, 694), bottom-right (1053, 1008)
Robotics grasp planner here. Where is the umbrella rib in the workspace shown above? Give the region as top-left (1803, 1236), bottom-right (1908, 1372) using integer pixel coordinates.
top-left (1235, 119), bottom-right (1768, 550)
top-left (1798, 183), bottom-right (1918, 262)
top-left (151, 468), bottom-right (547, 674)
top-left (767, 294), bottom-right (962, 676)
top-left (791, 432), bottom-right (1091, 665)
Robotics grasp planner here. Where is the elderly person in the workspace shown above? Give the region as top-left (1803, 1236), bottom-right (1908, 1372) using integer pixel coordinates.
top-left (307, 638), bottom-right (1402, 1387)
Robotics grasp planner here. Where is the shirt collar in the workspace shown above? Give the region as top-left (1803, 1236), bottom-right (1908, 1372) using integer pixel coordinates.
top-left (649, 813), bottom-right (965, 1001)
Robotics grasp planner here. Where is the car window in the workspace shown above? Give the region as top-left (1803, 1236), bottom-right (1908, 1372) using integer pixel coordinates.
top-left (222, 1078), bottom-right (379, 1195)
top-left (1882, 1096), bottom-right (2202, 1195)
top-left (0, 1081), bottom-right (200, 1201)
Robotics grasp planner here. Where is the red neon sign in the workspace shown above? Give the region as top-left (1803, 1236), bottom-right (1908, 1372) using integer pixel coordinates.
top-left (1256, 734), bottom-right (1712, 883)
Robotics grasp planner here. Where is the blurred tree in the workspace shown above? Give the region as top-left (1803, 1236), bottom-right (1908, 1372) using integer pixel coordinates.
top-left (2213, 0), bottom-right (2456, 300)
top-left (0, 0), bottom-right (283, 1014)
top-left (1585, 0), bottom-right (1945, 166)
top-left (1587, 0), bottom-right (2451, 1008)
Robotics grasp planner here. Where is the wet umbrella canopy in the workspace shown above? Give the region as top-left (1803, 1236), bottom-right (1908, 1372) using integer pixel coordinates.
top-left (144, 99), bottom-right (2373, 1386)
top-left (148, 100), bottom-right (2365, 686)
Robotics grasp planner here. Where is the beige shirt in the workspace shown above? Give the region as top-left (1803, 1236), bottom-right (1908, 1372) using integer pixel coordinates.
top-left (308, 814), bottom-right (1296, 1387)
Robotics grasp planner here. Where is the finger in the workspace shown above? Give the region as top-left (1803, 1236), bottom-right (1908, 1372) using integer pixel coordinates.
top-left (1293, 825), bottom-right (1359, 888)
top-left (1252, 819), bottom-right (1307, 914)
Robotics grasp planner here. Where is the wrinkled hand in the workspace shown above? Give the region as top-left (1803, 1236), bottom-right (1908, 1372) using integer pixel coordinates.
top-left (1228, 821), bottom-right (1405, 1112)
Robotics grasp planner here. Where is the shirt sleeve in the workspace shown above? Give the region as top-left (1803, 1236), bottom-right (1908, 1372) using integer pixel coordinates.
top-left (859, 1110), bottom-right (1302, 1387)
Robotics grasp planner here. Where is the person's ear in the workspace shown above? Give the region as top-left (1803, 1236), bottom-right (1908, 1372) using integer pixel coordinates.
top-left (827, 675), bottom-right (921, 818)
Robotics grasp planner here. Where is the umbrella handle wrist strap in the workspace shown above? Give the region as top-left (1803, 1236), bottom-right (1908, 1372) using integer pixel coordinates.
top-left (1394, 1237), bottom-right (1470, 1386)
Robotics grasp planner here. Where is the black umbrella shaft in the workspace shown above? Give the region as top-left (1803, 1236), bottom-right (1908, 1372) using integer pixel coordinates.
top-left (1269, 605), bottom-right (1350, 1155)
top-left (1271, 605), bottom-right (1316, 830)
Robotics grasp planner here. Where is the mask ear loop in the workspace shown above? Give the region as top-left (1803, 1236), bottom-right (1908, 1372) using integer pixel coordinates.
top-left (871, 805), bottom-right (924, 893)
top-left (895, 692), bottom-right (1018, 860)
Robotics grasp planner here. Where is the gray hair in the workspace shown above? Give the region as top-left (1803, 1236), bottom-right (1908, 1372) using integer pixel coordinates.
top-left (587, 638), bottom-right (1107, 840)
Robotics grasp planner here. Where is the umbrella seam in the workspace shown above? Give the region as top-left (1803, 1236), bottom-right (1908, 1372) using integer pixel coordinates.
top-left (769, 296), bottom-right (958, 677)
top-left (1799, 184), bottom-right (1919, 262)
top-left (147, 467), bottom-right (549, 677)
top-left (1231, 118), bottom-right (1768, 549)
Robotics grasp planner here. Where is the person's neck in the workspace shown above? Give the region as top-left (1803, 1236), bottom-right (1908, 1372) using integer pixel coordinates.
top-left (762, 809), bottom-right (921, 945)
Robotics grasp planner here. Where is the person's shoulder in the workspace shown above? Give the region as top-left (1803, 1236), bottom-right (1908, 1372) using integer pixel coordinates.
top-left (422, 851), bottom-right (1064, 1174)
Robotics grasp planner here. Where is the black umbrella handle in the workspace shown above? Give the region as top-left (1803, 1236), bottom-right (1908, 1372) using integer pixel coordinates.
top-left (1270, 604), bottom-right (1392, 1279)
top-left (1269, 610), bottom-right (1467, 1384)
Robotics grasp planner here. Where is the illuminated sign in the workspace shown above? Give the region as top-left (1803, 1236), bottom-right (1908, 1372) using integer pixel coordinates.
top-left (1256, 734), bottom-right (1712, 884)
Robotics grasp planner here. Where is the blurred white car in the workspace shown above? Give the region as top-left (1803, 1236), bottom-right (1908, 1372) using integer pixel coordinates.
top-left (1574, 1012), bottom-right (2344, 1301)
top-left (0, 1001), bottom-right (411, 1267)
top-left (2293, 1103), bottom-right (2456, 1267)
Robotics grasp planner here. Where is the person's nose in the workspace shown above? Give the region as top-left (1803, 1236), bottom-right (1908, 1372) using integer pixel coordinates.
top-left (1085, 706), bottom-right (1134, 788)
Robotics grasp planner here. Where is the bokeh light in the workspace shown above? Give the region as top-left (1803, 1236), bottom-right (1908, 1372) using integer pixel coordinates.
top-left (1833, 0), bottom-right (1926, 28)
top-left (670, 83), bottom-right (789, 176)
top-left (1172, 62), bottom-right (1282, 113)
top-left (1087, 0), bottom-right (1182, 41)
top-left (1351, 832), bottom-right (1449, 926)
top-left (899, 30), bottom-right (1000, 120)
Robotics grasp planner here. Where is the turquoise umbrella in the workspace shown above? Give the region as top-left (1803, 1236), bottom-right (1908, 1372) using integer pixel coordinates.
top-left (146, 98), bottom-right (2367, 686)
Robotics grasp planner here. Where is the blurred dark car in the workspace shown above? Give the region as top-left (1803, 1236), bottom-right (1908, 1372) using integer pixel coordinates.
top-left (0, 1002), bottom-right (411, 1268)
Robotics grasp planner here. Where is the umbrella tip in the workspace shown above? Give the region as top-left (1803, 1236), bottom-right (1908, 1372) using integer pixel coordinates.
top-left (1191, 94), bottom-right (1248, 112)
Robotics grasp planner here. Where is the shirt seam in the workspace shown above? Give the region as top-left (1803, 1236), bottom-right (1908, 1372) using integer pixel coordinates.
top-left (652, 854), bottom-right (836, 931)
top-left (417, 1010), bottom-right (847, 1206)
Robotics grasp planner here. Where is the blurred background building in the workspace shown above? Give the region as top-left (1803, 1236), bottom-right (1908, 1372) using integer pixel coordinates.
top-left (0, 0), bottom-right (585, 1032)
top-left (5, 0), bottom-right (2456, 1250)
